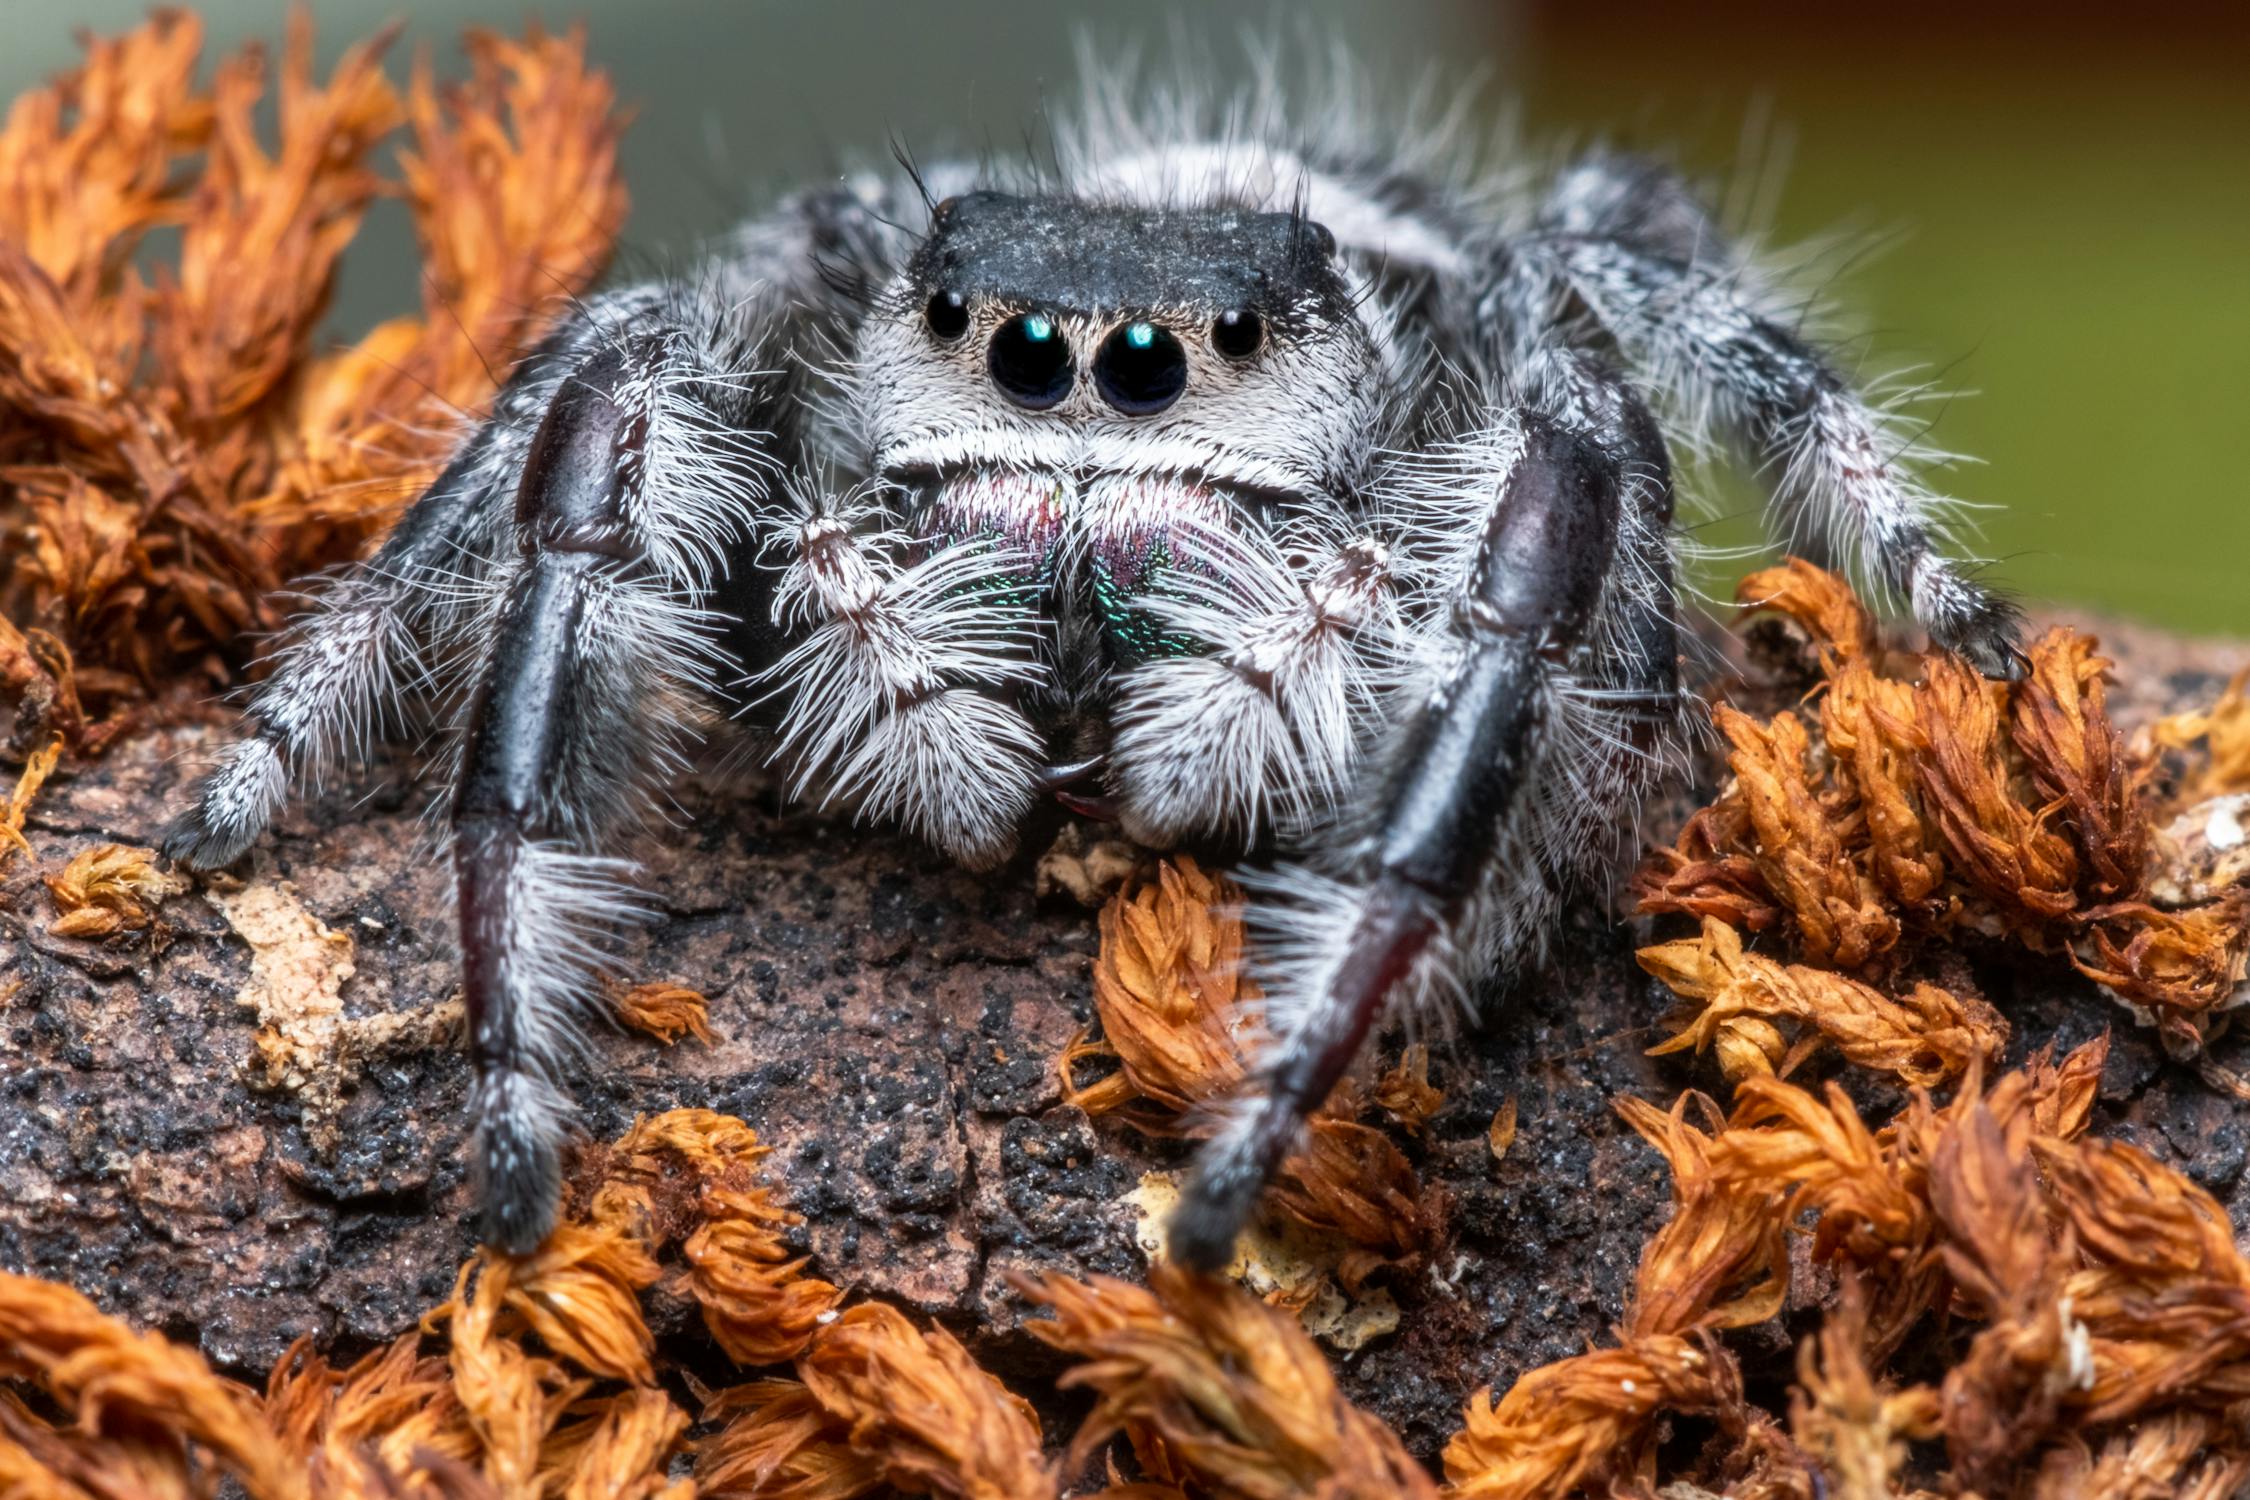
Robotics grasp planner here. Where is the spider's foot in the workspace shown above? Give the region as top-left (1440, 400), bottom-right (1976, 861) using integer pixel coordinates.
top-left (475, 1069), bottom-right (571, 1255)
top-left (1167, 1169), bottom-right (1253, 1274)
top-left (160, 740), bottom-right (285, 870)
top-left (1929, 591), bottom-right (2030, 683)
top-left (1167, 1109), bottom-right (1279, 1274)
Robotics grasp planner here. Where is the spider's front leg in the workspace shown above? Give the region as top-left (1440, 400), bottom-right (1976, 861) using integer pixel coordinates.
top-left (451, 320), bottom-right (788, 1250)
top-left (1167, 401), bottom-right (1678, 1271)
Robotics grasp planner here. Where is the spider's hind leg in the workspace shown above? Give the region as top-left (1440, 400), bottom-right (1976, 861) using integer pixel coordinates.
top-left (1526, 197), bottom-right (2024, 677)
top-left (1168, 384), bottom-right (1682, 1271)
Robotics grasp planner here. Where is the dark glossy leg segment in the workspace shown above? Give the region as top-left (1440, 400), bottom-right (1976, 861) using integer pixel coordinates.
top-left (1168, 413), bottom-right (1626, 1272)
top-left (451, 328), bottom-right (782, 1251)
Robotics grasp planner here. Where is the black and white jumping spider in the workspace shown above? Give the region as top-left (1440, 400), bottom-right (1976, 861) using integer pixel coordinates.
top-left (161, 81), bottom-right (2021, 1267)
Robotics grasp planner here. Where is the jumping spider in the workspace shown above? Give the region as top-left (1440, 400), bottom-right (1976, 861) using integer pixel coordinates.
top-left (162, 85), bottom-right (2022, 1267)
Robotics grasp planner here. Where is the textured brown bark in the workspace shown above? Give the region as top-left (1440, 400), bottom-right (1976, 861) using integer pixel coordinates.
top-left (1, 612), bottom-right (2244, 1458)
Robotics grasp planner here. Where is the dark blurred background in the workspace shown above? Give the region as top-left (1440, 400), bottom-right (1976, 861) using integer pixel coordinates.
top-left (7, 1), bottom-right (2245, 633)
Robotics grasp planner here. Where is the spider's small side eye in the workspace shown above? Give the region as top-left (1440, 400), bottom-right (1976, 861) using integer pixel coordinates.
top-left (989, 313), bottom-right (1073, 409)
top-left (1212, 308), bottom-right (1265, 361)
top-left (924, 291), bottom-right (970, 343)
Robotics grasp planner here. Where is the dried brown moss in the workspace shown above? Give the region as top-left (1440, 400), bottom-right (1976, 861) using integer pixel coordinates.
top-left (1640, 560), bottom-right (2250, 1052)
top-left (0, 9), bottom-right (627, 750)
top-left (1060, 856), bottom-right (1437, 1274)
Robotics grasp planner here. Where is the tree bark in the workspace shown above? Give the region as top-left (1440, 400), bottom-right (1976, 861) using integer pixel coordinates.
top-left (1, 612), bottom-right (2243, 1457)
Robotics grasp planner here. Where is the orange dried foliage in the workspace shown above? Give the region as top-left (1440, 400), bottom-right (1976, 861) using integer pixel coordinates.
top-left (795, 1304), bottom-right (1051, 1499)
top-left (1441, 1041), bottom-right (2132, 1498)
top-left (43, 841), bottom-right (186, 937)
top-left (2029, 1411), bottom-right (2250, 1500)
top-left (430, 1253), bottom-right (592, 1497)
top-left (1062, 856), bottom-right (1432, 1265)
top-left (1440, 1024), bottom-right (2250, 1497)
top-left (1786, 1280), bottom-right (1939, 1500)
top-left (696, 1305), bottom-right (1051, 1500)
top-left (613, 980), bottom-right (715, 1045)
top-left (1715, 702), bottom-right (1901, 967)
top-left (2, 1093), bottom-right (1037, 1499)
top-left (0, 1267), bottom-right (305, 1499)
top-left (1641, 916), bottom-right (2006, 1088)
top-left (539, 1388), bottom-right (692, 1500)
top-left (1444, 1331), bottom-right (1766, 1500)
top-left (0, 10), bottom-right (626, 737)
top-left (1015, 1262), bottom-right (1437, 1500)
top-left (1639, 562), bottom-right (2250, 1051)
top-left (262, 1332), bottom-right (483, 1495)
top-left (1912, 651), bottom-right (2082, 932)
top-left (695, 1379), bottom-right (885, 1499)
top-left (585, 1108), bottom-right (844, 1366)
top-left (2150, 665), bottom-right (2250, 800)
top-left (2012, 627), bottom-right (2146, 900)
top-left (0, 732), bottom-right (59, 874)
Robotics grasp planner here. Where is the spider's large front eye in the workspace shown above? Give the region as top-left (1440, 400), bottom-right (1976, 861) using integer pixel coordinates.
top-left (988, 313), bottom-right (1073, 409)
top-left (1094, 320), bottom-right (1187, 416)
top-left (924, 290), bottom-right (969, 343)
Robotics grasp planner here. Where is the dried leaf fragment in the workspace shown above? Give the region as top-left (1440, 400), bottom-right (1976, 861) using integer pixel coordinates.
top-left (44, 842), bottom-right (186, 937)
top-left (1374, 1043), bottom-right (1444, 1133)
top-left (1488, 1095), bottom-right (1518, 1163)
top-left (1640, 916), bottom-right (2006, 1088)
top-left (0, 734), bottom-right (60, 872)
top-left (614, 981), bottom-right (713, 1046)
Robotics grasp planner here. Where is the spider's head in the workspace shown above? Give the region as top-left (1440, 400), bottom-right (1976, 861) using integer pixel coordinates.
top-left (856, 190), bottom-right (1384, 510)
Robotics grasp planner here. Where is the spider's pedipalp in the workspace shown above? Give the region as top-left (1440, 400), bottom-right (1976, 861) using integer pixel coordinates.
top-left (1109, 516), bottom-right (1403, 847)
top-left (758, 484), bottom-right (1048, 870)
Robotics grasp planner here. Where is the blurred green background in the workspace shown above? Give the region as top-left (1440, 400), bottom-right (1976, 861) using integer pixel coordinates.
top-left (6, 1), bottom-right (2244, 634)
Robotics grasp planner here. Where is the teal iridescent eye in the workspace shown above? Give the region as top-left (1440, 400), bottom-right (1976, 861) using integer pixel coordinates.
top-left (988, 313), bottom-right (1072, 409)
top-left (1095, 320), bottom-right (1187, 415)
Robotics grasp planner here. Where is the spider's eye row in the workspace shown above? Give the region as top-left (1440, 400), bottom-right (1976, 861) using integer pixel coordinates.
top-left (1095, 320), bottom-right (1187, 416)
top-left (1212, 308), bottom-right (1265, 361)
top-left (924, 290), bottom-right (970, 343)
top-left (988, 313), bottom-right (1073, 409)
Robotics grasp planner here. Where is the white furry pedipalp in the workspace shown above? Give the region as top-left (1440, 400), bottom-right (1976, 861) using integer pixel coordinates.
top-left (1111, 515), bottom-right (1406, 844)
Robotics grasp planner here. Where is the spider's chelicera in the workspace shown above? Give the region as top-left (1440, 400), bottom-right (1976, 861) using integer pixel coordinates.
top-left (160, 88), bottom-right (2023, 1264)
